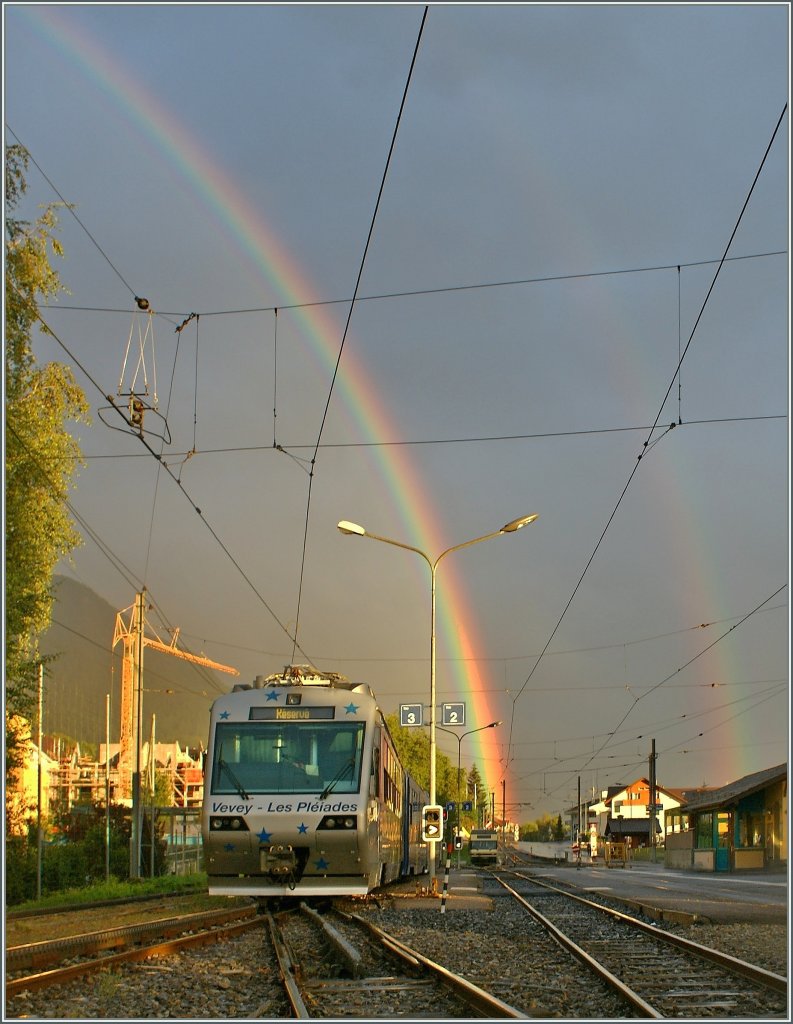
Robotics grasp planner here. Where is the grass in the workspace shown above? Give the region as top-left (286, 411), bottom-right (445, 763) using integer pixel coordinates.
top-left (9, 872), bottom-right (208, 914)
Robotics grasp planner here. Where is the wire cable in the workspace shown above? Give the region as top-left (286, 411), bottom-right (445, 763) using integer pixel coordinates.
top-left (6, 124), bottom-right (137, 300)
top-left (35, 248), bottom-right (787, 320)
top-left (67, 413), bottom-right (787, 461)
top-left (28, 305), bottom-right (314, 663)
top-left (288, 6), bottom-right (429, 660)
top-left (504, 103), bottom-right (788, 773)
top-left (8, 415), bottom-right (236, 694)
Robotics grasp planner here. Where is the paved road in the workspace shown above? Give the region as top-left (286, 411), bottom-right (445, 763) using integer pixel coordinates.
top-left (524, 858), bottom-right (788, 924)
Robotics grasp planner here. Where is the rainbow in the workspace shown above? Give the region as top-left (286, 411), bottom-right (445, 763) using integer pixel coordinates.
top-left (17, 6), bottom-right (512, 801)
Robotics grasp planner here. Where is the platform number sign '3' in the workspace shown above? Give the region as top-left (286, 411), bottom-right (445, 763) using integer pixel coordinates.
top-left (442, 703), bottom-right (465, 726)
top-left (400, 704), bottom-right (423, 727)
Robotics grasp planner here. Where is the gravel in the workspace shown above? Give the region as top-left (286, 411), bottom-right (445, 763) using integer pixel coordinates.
top-left (5, 889), bottom-right (787, 1019)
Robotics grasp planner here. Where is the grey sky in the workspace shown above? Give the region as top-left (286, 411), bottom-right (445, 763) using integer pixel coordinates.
top-left (4, 3), bottom-right (789, 818)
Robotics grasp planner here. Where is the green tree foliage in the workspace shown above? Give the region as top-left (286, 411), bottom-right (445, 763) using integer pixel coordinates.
top-left (466, 762), bottom-right (489, 825)
top-left (5, 145), bottom-right (89, 780)
top-left (384, 713), bottom-right (457, 807)
top-left (520, 812), bottom-right (566, 842)
top-left (6, 804), bottom-right (132, 905)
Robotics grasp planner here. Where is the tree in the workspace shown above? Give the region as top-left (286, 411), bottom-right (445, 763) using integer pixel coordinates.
top-left (384, 713), bottom-right (457, 807)
top-left (5, 144), bottom-right (89, 785)
top-left (467, 762), bottom-right (489, 826)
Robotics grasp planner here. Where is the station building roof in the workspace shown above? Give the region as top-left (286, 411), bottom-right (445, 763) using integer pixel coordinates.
top-left (679, 763), bottom-right (787, 815)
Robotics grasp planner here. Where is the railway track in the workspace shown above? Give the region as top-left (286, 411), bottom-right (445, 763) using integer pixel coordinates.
top-left (263, 900), bottom-right (524, 1018)
top-left (493, 869), bottom-right (788, 1018)
top-left (5, 904), bottom-right (264, 999)
top-left (5, 879), bottom-right (786, 1019)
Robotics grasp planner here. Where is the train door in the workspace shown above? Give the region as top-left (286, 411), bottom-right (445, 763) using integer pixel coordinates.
top-left (365, 727), bottom-right (381, 885)
top-left (715, 812), bottom-right (731, 871)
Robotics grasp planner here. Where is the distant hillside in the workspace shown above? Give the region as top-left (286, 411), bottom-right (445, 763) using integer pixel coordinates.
top-left (38, 576), bottom-right (227, 749)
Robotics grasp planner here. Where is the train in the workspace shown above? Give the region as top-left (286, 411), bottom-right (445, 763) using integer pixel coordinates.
top-left (201, 665), bottom-right (429, 898)
top-left (468, 828), bottom-right (502, 867)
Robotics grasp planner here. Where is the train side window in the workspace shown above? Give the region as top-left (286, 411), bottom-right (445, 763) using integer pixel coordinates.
top-left (371, 730), bottom-right (380, 797)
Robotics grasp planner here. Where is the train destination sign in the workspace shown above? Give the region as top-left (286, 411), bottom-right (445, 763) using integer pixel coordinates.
top-left (249, 706), bottom-right (336, 720)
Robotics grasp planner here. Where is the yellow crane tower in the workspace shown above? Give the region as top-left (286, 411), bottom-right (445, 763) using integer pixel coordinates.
top-left (113, 590), bottom-right (238, 877)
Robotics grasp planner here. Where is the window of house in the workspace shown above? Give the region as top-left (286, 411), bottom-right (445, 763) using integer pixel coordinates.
top-left (695, 811), bottom-right (714, 848)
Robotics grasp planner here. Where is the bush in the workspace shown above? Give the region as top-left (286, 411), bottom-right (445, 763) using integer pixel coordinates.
top-left (5, 835), bottom-right (37, 906)
top-left (5, 801), bottom-right (170, 905)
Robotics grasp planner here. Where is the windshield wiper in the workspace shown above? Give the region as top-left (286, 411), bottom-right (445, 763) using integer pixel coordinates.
top-left (318, 758), bottom-right (355, 801)
top-left (217, 747), bottom-right (250, 800)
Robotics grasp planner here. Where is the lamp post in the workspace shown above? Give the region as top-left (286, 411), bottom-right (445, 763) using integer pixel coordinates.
top-left (436, 721), bottom-right (501, 866)
top-left (337, 513), bottom-right (537, 887)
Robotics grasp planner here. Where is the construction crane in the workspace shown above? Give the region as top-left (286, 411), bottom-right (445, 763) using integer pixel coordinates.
top-left (113, 590), bottom-right (238, 877)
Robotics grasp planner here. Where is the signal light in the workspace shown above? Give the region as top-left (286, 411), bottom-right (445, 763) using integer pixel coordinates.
top-left (421, 804), bottom-right (443, 842)
top-left (454, 834), bottom-right (463, 850)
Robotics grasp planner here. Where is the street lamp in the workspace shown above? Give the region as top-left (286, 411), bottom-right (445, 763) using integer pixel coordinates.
top-left (337, 514), bottom-right (537, 887)
top-left (436, 721), bottom-right (502, 866)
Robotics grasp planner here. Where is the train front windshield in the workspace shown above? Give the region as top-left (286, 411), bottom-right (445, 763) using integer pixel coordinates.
top-left (211, 721), bottom-right (366, 796)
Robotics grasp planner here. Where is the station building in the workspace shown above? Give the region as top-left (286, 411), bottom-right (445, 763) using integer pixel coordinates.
top-left (664, 763), bottom-right (787, 872)
top-left (588, 777), bottom-right (689, 850)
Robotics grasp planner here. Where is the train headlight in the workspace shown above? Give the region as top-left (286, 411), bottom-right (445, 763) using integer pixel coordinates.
top-left (317, 815), bottom-right (357, 831)
top-left (209, 816), bottom-right (250, 831)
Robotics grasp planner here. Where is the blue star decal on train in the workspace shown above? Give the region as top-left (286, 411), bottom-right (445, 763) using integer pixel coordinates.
top-left (257, 828), bottom-right (272, 842)
top-left (266, 690), bottom-right (279, 701)
top-left (344, 702), bottom-right (359, 715)
top-left (314, 857), bottom-right (329, 870)
top-left (224, 843), bottom-right (235, 852)
top-left (219, 710), bottom-right (230, 719)
top-left (297, 822), bottom-right (309, 834)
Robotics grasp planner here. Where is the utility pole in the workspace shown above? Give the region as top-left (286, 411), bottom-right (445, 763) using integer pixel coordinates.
top-left (130, 590), bottom-right (145, 878)
top-left (105, 693), bottom-right (111, 881)
top-left (36, 663), bottom-right (44, 900)
top-left (649, 738), bottom-right (657, 864)
top-left (113, 590), bottom-right (239, 879)
top-left (150, 713), bottom-right (156, 878)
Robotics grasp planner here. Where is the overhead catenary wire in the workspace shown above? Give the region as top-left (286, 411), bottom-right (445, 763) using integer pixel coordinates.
top-left (178, 602), bottom-right (786, 668)
top-left (272, 308), bottom-right (278, 449)
top-left (532, 682), bottom-right (787, 802)
top-left (578, 585), bottom-right (788, 769)
top-left (287, 6), bottom-right (429, 661)
top-left (64, 412), bottom-right (786, 461)
top-left (503, 102), bottom-right (788, 777)
top-left (529, 585), bottom-right (787, 801)
top-left (7, 80), bottom-right (784, 806)
top-left (5, 125), bottom-right (139, 302)
top-left (512, 680), bottom-right (787, 778)
top-left (27, 304), bottom-right (315, 665)
top-left (6, 419), bottom-right (228, 696)
top-left (34, 247), bottom-right (787, 319)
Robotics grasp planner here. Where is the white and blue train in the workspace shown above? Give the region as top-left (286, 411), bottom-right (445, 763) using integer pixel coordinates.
top-left (202, 665), bottom-right (429, 898)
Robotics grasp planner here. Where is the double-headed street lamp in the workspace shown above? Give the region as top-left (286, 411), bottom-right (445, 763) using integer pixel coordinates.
top-left (337, 514), bottom-right (538, 887)
top-left (436, 720), bottom-right (502, 865)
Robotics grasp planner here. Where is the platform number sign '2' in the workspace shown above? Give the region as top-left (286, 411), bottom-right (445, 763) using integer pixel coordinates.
top-left (442, 703), bottom-right (465, 726)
